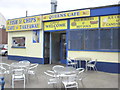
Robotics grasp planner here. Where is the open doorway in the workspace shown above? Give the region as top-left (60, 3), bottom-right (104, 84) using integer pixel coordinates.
top-left (44, 31), bottom-right (66, 64)
top-left (44, 32), bottom-right (50, 64)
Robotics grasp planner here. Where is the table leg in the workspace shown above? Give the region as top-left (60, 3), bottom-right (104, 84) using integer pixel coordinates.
top-left (80, 60), bottom-right (82, 68)
top-left (86, 60), bottom-right (87, 71)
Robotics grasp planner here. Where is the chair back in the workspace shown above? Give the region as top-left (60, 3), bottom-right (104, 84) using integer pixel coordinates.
top-left (28, 63), bottom-right (38, 75)
top-left (0, 63), bottom-right (10, 70)
top-left (94, 59), bottom-right (97, 65)
top-left (0, 63), bottom-right (10, 74)
top-left (62, 73), bottom-right (77, 82)
top-left (19, 60), bottom-right (30, 65)
top-left (44, 70), bottom-right (55, 78)
top-left (67, 57), bottom-right (72, 62)
top-left (52, 65), bottom-right (64, 72)
top-left (12, 69), bottom-right (25, 76)
top-left (76, 68), bottom-right (85, 81)
top-left (76, 68), bottom-right (85, 74)
top-left (88, 59), bottom-right (97, 66)
top-left (44, 70), bottom-right (58, 86)
top-left (29, 63), bottom-right (38, 70)
top-left (11, 62), bottom-right (21, 70)
top-left (11, 68), bottom-right (26, 88)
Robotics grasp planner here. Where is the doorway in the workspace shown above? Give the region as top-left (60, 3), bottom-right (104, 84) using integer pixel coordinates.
top-left (60, 34), bottom-right (66, 62)
top-left (44, 31), bottom-right (66, 64)
top-left (44, 32), bottom-right (50, 64)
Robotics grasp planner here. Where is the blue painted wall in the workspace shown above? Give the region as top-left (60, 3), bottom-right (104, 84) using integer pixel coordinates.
top-left (91, 6), bottom-right (119, 16)
top-left (8, 55), bottom-right (44, 64)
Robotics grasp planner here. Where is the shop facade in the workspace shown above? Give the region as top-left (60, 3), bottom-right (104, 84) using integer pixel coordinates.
top-left (7, 4), bottom-right (120, 73)
top-left (7, 15), bottom-right (44, 64)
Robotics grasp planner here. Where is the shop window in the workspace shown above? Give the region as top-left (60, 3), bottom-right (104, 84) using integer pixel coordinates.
top-left (12, 37), bottom-right (25, 47)
top-left (85, 30), bottom-right (99, 50)
top-left (68, 30), bottom-right (84, 50)
top-left (68, 28), bottom-right (119, 51)
top-left (112, 28), bottom-right (120, 50)
top-left (99, 29), bottom-right (111, 50)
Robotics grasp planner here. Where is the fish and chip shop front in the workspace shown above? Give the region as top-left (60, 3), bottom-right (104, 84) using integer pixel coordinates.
top-left (7, 5), bottom-right (120, 73)
top-left (6, 15), bottom-right (44, 64)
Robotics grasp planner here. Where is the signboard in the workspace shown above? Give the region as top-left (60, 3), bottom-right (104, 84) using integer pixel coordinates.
top-left (70, 17), bottom-right (99, 29)
top-left (100, 15), bottom-right (120, 28)
top-left (6, 16), bottom-right (42, 31)
top-left (43, 9), bottom-right (90, 21)
top-left (44, 20), bottom-right (67, 31)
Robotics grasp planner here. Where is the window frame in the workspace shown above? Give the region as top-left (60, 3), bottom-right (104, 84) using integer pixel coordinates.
top-left (11, 37), bottom-right (26, 48)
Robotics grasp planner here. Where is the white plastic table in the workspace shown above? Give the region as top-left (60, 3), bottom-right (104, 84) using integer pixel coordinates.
top-left (10, 62), bottom-right (30, 71)
top-left (54, 66), bottom-right (77, 76)
top-left (74, 57), bottom-right (91, 71)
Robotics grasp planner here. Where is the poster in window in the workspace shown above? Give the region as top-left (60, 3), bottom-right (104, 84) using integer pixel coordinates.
top-left (12, 37), bottom-right (25, 47)
top-left (33, 30), bottom-right (40, 43)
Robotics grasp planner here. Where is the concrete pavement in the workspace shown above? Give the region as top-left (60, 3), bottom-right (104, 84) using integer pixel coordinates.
top-left (0, 56), bottom-right (119, 88)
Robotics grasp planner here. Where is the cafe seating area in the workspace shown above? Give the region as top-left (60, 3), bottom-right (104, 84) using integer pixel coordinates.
top-left (0, 57), bottom-right (118, 88)
top-left (0, 60), bottom-right (38, 88)
top-left (44, 65), bottom-right (85, 88)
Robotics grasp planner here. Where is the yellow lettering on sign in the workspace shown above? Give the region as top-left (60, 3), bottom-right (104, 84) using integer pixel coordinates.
top-left (44, 20), bottom-right (67, 31)
top-left (100, 15), bottom-right (120, 28)
top-left (43, 9), bottom-right (90, 21)
top-left (70, 17), bottom-right (99, 29)
top-left (6, 16), bottom-right (42, 31)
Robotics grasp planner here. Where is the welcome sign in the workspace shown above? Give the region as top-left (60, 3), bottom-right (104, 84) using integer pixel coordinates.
top-left (6, 16), bottom-right (42, 31)
top-left (43, 9), bottom-right (90, 21)
top-left (44, 20), bottom-right (67, 31)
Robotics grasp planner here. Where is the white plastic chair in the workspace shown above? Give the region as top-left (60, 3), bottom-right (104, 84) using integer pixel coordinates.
top-left (52, 65), bottom-right (64, 72)
top-left (0, 63), bottom-right (10, 75)
top-left (67, 57), bottom-right (78, 68)
top-left (27, 63), bottom-right (38, 79)
top-left (76, 68), bottom-right (86, 87)
top-left (76, 68), bottom-right (85, 74)
top-left (11, 68), bottom-right (26, 88)
top-left (19, 60), bottom-right (30, 72)
top-left (44, 70), bottom-right (59, 88)
top-left (61, 73), bottom-right (78, 89)
top-left (86, 59), bottom-right (97, 71)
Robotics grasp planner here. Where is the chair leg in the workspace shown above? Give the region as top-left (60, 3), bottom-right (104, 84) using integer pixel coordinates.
top-left (24, 78), bottom-right (25, 88)
top-left (95, 66), bottom-right (97, 72)
top-left (53, 83), bottom-right (56, 88)
top-left (90, 67), bottom-right (91, 71)
top-left (86, 66), bottom-right (88, 71)
top-left (75, 64), bottom-right (77, 68)
top-left (35, 74), bottom-right (39, 80)
top-left (93, 67), bottom-right (95, 71)
top-left (12, 79), bottom-right (14, 88)
top-left (76, 84), bottom-right (79, 89)
top-left (26, 73), bottom-right (29, 83)
top-left (81, 80), bottom-right (84, 87)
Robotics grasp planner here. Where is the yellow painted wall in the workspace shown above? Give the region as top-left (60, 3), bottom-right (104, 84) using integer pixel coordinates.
top-left (68, 51), bottom-right (119, 63)
top-left (8, 30), bottom-right (43, 58)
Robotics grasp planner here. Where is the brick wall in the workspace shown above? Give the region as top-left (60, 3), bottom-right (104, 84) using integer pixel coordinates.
top-left (0, 28), bottom-right (8, 44)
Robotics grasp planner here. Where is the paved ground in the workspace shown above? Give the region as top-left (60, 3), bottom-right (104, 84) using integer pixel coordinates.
top-left (0, 56), bottom-right (119, 88)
